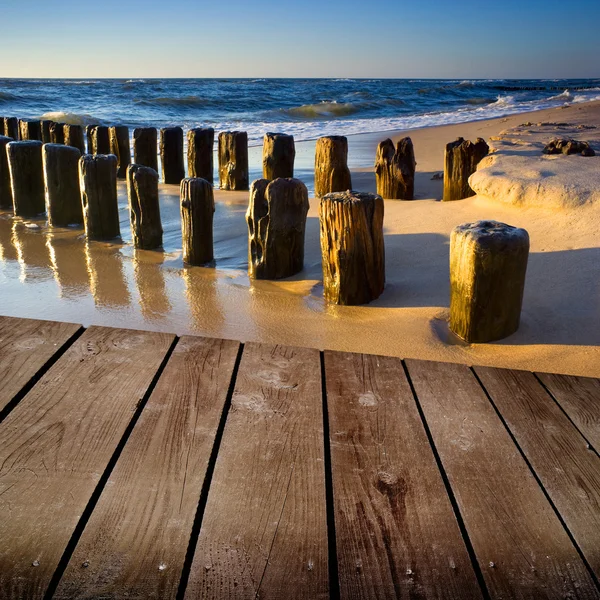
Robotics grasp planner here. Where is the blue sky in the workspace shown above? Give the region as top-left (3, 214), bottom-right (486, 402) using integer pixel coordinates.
top-left (0, 0), bottom-right (598, 78)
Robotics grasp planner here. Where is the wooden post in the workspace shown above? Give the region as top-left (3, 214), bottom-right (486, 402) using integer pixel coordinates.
top-left (375, 137), bottom-right (416, 200)
top-left (160, 126), bottom-right (185, 184)
top-left (64, 124), bottom-right (86, 155)
top-left (50, 121), bottom-right (65, 144)
top-left (41, 120), bottom-right (54, 144)
top-left (19, 119), bottom-right (42, 141)
top-left (86, 125), bottom-right (94, 154)
top-left (262, 132), bottom-right (295, 180)
top-left (7, 141), bottom-right (45, 217)
top-left (187, 127), bottom-right (214, 183)
top-left (247, 177), bottom-right (309, 280)
top-left (79, 154), bottom-right (120, 240)
top-left (314, 135), bottom-right (352, 197)
top-left (126, 164), bottom-right (162, 250)
top-left (90, 125), bottom-right (111, 155)
top-left (43, 143), bottom-right (83, 227)
top-left (218, 131), bottom-right (248, 190)
top-left (449, 220), bottom-right (529, 343)
top-left (319, 190), bottom-right (385, 305)
top-left (4, 117), bottom-right (19, 140)
top-left (0, 136), bottom-right (12, 209)
top-left (443, 137), bottom-right (489, 201)
top-left (110, 125), bottom-right (131, 179)
top-left (133, 127), bottom-right (158, 172)
top-left (180, 177), bottom-right (214, 265)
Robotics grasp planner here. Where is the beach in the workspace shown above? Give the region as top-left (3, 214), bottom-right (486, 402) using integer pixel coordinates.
top-left (1, 99), bottom-right (599, 377)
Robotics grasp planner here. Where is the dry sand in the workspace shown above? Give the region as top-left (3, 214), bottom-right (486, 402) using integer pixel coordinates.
top-left (1, 100), bottom-right (599, 377)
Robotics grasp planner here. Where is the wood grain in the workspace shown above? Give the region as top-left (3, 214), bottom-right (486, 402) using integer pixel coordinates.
top-left (184, 343), bottom-right (328, 599)
top-left (536, 372), bottom-right (600, 450)
top-left (0, 326), bottom-right (174, 599)
top-left (0, 316), bottom-right (81, 412)
top-left (53, 336), bottom-right (239, 599)
top-left (325, 351), bottom-right (483, 600)
top-left (405, 359), bottom-right (599, 600)
top-left (475, 366), bottom-right (600, 582)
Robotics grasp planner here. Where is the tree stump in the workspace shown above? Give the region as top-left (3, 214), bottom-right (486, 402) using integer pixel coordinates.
top-left (4, 117), bottom-right (19, 140)
top-left (262, 132), bottom-right (295, 180)
top-left (443, 137), bottom-right (489, 201)
top-left (43, 143), bottom-right (83, 227)
top-left (375, 137), bottom-right (416, 199)
top-left (50, 121), bottom-right (65, 144)
top-left (19, 119), bottom-right (42, 141)
top-left (187, 127), bottom-right (214, 183)
top-left (218, 131), bottom-right (248, 190)
top-left (41, 120), bottom-right (54, 144)
top-left (449, 220), bottom-right (529, 343)
top-left (319, 190), bottom-right (385, 305)
top-left (64, 124), bottom-right (86, 155)
top-left (0, 136), bottom-right (12, 209)
top-left (110, 125), bottom-right (131, 179)
top-left (7, 141), bottom-right (45, 217)
top-left (246, 177), bottom-right (309, 280)
top-left (126, 164), bottom-right (162, 250)
top-left (90, 125), bottom-right (111, 155)
top-left (79, 154), bottom-right (120, 240)
top-left (160, 126), bottom-right (185, 184)
top-left (314, 135), bottom-right (352, 197)
top-left (133, 127), bottom-right (158, 172)
top-left (180, 177), bottom-right (214, 265)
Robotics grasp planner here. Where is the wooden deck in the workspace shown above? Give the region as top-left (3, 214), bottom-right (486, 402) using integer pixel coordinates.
top-left (1, 316), bottom-right (599, 599)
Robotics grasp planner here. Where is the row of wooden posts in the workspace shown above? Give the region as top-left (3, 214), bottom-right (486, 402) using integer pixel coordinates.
top-left (1, 116), bottom-right (489, 201)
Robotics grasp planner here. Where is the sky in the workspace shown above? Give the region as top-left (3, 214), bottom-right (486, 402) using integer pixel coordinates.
top-left (0, 0), bottom-right (598, 79)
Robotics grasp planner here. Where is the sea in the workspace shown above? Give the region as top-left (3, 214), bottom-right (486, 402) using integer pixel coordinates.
top-left (1, 77), bottom-right (600, 145)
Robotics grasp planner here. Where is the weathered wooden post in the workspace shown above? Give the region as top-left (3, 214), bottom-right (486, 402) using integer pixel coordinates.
top-left (43, 143), bottom-right (83, 227)
top-left (133, 127), bottom-right (158, 172)
top-left (79, 154), bottom-right (120, 240)
top-left (50, 121), bottom-right (65, 144)
top-left (314, 135), bottom-right (352, 197)
top-left (110, 125), bottom-right (131, 178)
top-left (126, 164), bottom-right (162, 249)
top-left (180, 177), bottom-right (214, 265)
top-left (86, 125), bottom-right (94, 154)
top-left (443, 137), bottom-right (489, 201)
top-left (247, 177), bottom-right (309, 279)
top-left (375, 137), bottom-right (416, 200)
top-left (218, 131), bottom-right (248, 190)
top-left (0, 136), bottom-right (12, 209)
top-left (64, 124), bottom-right (86, 155)
top-left (449, 220), bottom-right (529, 343)
top-left (187, 127), bottom-right (214, 183)
top-left (19, 119), bottom-right (42, 141)
top-left (90, 125), bottom-right (111, 155)
top-left (41, 120), bottom-right (54, 143)
top-left (160, 126), bottom-right (185, 184)
top-left (4, 117), bottom-right (19, 140)
top-left (7, 141), bottom-right (45, 217)
top-left (262, 132), bottom-right (295, 180)
top-left (319, 190), bottom-right (385, 305)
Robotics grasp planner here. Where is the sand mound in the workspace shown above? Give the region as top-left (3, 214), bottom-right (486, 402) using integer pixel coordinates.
top-left (469, 121), bottom-right (600, 209)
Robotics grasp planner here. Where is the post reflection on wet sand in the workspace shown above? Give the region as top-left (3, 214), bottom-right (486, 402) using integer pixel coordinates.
top-left (10, 220), bottom-right (54, 283)
top-left (0, 215), bottom-right (18, 263)
top-left (46, 230), bottom-right (90, 298)
top-left (133, 250), bottom-right (171, 320)
top-left (183, 265), bottom-right (225, 335)
top-left (85, 242), bottom-right (131, 308)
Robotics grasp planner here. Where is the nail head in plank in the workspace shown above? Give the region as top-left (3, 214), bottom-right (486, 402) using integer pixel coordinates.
top-left (405, 359), bottom-right (599, 600)
top-left (325, 351), bottom-right (483, 600)
top-left (0, 326), bottom-right (175, 599)
top-left (184, 343), bottom-right (328, 599)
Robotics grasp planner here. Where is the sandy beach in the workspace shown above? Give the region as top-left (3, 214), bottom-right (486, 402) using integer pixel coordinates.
top-left (1, 100), bottom-right (599, 377)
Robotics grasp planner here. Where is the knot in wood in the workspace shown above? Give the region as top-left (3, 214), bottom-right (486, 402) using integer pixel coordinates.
top-left (375, 471), bottom-right (403, 497)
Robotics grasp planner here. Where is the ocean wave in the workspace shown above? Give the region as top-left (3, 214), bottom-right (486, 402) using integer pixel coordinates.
top-left (547, 89), bottom-right (572, 101)
top-left (40, 111), bottom-right (101, 126)
top-left (135, 96), bottom-right (210, 108)
top-left (465, 97), bottom-right (496, 105)
top-left (0, 91), bottom-right (19, 102)
top-left (283, 101), bottom-right (361, 119)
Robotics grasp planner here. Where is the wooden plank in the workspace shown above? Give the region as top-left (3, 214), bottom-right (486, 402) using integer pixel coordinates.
top-left (184, 343), bottom-right (328, 599)
top-left (53, 336), bottom-right (240, 599)
top-left (325, 351), bottom-right (483, 600)
top-left (0, 326), bottom-right (175, 600)
top-left (0, 316), bottom-right (81, 412)
top-left (536, 372), bottom-right (600, 450)
top-left (405, 359), bottom-right (600, 600)
top-left (475, 366), bottom-right (600, 582)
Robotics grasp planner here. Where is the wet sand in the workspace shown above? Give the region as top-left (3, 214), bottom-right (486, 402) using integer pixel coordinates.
top-left (1, 100), bottom-right (600, 377)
